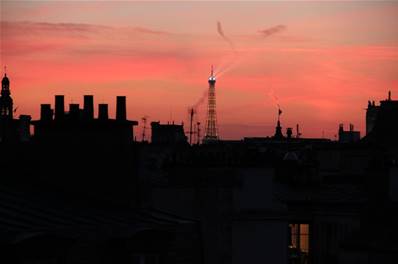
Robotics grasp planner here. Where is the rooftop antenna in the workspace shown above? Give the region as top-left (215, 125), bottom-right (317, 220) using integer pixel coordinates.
top-left (4, 65), bottom-right (6, 76)
top-left (296, 124), bottom-right (301, 138)
top-left (188, 107), bottom-right (195, 145)
top-left (211, 64), bottom-right (214, 77)
top-left (388, 90), bottom-right (391, 101)
top-left (141, 116), bottom-right (148, 142)
top-left (196, 121), bottom-right (201, 145)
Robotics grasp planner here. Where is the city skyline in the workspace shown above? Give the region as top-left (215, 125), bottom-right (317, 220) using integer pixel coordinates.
top-left (1, 1), bottom-right (398, 139)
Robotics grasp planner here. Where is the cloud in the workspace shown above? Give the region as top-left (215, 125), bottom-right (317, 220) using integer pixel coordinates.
top-left (258, 25), bottom-right (286, 38)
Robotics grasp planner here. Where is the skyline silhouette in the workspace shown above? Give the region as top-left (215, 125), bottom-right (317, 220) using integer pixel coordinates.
top-left (1, 1), bottom-right (398, 139)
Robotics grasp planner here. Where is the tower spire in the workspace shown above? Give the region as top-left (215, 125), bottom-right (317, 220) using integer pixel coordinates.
top-left (274, 106), bottom-right (284, 139)
top-left (204, 65), bottom-right (219, 142)
top-left (0, 68), bottom-right (13, 118)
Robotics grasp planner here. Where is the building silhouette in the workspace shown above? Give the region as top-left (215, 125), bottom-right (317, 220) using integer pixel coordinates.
top-left (0, 72), bottom-right (31, 142)
top-left (32, 95), bottom-right (138, 144)
top-left (151, 121), bottom-right (188, 145)
top-left (0, 72), bottom-right (13, 118)
top-left (338, 123), bottom-right (360, 143)
top-left (364, 91), bottom-right (398, 146)
top-left (1, 72), bottom-right (398, 264)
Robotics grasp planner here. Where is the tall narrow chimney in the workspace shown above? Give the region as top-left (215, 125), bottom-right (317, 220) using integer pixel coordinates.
top-left (40, 104), bottom-right (53, 122)
top-left (98, 104), bottom-right (108, 120)
top-left (83, 95), bottom-right (94, 119)
top-left (54, 95), bottom-right (64, 120)
top-left (116, 96), bottom-right (126, 121)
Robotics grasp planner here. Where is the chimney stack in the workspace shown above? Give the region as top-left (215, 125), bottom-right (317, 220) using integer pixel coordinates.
top-left (286, 128), bottom-right (293, 139)
top-left (69, 104), bottom-right (80, 119)
top-left (83, 95), bottom-right (94, 119)
top-left (40, 104), bottom-right (53, 122)
top-left (98, 104), bottom-right (108, 120)
top-left (54, 95), bottom-right (64, 120)
top-left (116, 96), bottom-right (126, 121)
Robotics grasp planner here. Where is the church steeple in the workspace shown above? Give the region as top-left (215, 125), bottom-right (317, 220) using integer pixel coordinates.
top-left (0, 67), bottom-right (14, 119)
top-left (273, 107), bottom-right (284, 139)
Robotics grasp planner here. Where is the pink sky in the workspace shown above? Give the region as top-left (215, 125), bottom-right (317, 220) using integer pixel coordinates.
top-left (1, 1), bottom-right (398, 139)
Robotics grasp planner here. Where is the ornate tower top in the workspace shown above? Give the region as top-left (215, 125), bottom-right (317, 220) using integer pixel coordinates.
top-left (0, 67), bottom-right (14, 118)
top-left (208, 65), bottom-right (216, 83)
top-left (2, 70), bottom-right (10, 95)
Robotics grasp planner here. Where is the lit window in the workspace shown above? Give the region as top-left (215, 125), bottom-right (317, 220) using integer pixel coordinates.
top-left (289, 223), bottom-right (310, 264)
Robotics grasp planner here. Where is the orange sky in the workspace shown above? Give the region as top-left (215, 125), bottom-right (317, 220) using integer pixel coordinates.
top-left (1, 1), bottom-right (398, 139)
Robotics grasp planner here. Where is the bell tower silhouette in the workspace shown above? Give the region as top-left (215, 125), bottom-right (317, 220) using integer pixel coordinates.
top-left (0, 67), bottom-right (14, 119)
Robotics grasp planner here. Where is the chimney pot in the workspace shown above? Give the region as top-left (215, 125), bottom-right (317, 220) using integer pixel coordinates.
top-left (83, 95), bottom-right (94, 119)
top-left (116, 96), bottom-right (126, 121)
top-left (54, 95), bottom-right (64, 120)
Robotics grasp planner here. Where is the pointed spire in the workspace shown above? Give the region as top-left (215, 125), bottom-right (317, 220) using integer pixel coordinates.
top-left (211, 65), bottom-right (214, 77)
top-left (3, 65), bottom-right (6, 77)
top-left (277, 105), bottom-right (282, 122)
top-left (388, 90), bottom-right (391, 101)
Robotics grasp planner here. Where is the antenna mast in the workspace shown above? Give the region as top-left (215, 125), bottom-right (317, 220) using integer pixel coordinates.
top-left (188, 108), bottom-right (195, 145)
top-left (141, 116), bottom-right (148, 142)
top-left (197, 122), bottom-right (201, 145)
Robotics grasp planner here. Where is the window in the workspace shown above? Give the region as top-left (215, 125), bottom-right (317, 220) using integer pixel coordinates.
top-left (289, 223), bottom-right (310, 264)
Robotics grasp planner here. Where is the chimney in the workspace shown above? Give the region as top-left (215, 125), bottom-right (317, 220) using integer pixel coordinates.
top-left (116, 96), bottom-right (126, 121)
top-left (339, 123), bottom-right (344, 133)
top-left (54, 95), bottom-right (64, 120)
top-left (40, 104), bottom-right (53, 122)
top-left (98, 104), bottom-right (108, 120)
top-left (83, 95), bottom-right (94, 119)
top-left (69, 104), bottom-right (80, 119)
top-left (286, 128), bottom-right (293, 139)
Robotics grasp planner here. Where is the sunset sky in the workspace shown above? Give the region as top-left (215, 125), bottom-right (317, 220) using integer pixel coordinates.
top-left (1, 1), bottom-right (398, 139)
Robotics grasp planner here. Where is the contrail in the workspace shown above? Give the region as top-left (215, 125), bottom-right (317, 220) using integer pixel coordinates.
top-left (215, 21), bottom-right (238, 77)
top-left (193, 90), bottom-right (208, 109)
top-left (267, 89), bottom-right (280, 110)
top-left (217, 21), bottom-right (235, 51)
top-left (258, 25), bottom-right (286, 37)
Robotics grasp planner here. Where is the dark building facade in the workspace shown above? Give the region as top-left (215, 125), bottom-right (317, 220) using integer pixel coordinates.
top-left (32, 95), bottom-right (138, 144)
top-left (338, 123), bottom-right (360, 143)
top-left (151, 121), bottom-right (188, 145)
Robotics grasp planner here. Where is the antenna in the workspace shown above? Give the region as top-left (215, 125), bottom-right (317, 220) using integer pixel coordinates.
top-left (211, 65), bottom-right (214, 76)
top-left (188, 107), bottom-right (195, 145)
top-left (141, 116), bottom-right (148, 142)
top-left (197, 122), bottom-right (201, 145)
top-left (296, 124), bottom-right (301, 138)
